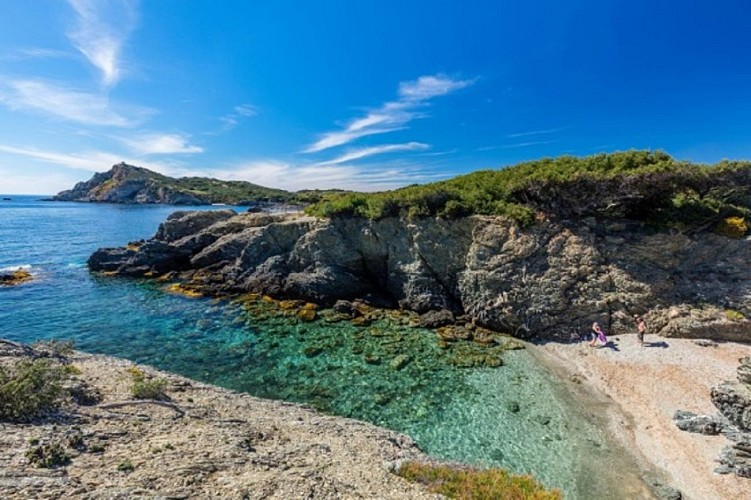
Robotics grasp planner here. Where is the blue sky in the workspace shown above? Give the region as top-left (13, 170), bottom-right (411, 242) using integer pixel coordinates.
top-left (1, 0), bottom-right (750, 194)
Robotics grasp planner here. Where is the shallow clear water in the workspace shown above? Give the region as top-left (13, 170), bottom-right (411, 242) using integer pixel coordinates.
top-left (0, 195), bottom-right (640, 498)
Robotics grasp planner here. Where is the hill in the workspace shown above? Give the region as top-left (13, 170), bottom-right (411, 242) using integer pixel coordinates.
top-left (51, 163), bottom-right (294, 205)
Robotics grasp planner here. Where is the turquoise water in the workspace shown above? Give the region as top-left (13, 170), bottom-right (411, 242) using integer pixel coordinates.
top-left (0, 196), bottom-right (639, 498)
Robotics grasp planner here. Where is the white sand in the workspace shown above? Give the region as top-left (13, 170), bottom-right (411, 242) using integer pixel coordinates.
top-left (537, 335), bottom-right (751, 500)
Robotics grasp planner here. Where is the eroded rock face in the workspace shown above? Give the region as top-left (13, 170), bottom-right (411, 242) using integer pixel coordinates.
top-left (88, 211), bottom-right (751, 341)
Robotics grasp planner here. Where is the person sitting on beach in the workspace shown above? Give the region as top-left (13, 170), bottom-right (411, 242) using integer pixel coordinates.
top-left (590, 322), bottom-right (607, 347)
top-left (636, 316), bottom-right (647, 347)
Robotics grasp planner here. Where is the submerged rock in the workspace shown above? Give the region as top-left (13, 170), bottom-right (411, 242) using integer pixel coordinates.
top-left (390, 355), bottom-right (411, 371)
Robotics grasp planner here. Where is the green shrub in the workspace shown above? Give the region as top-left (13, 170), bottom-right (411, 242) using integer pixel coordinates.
top-left (25, 442), bottom-right (70, 468)
top-left (117, 459), bottom-right (135, 472)
top-left (128, 368), bottom-right (168, 400)
top-left (0, 359), bottom-right (70, 421)
top-left (396, 461), bottom-right (561, 499)
top-left (304, 151), bottom-right (751, 230)
top-left (89, 444), bottom-right (106, 453)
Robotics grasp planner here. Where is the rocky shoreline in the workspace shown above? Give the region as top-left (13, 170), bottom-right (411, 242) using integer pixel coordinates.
top-left (539, 337), bottom-right (751, 499)
top-left (89, 209), bottom-right (750, 342)
top-left (0, 340), bottom-right (440, 499)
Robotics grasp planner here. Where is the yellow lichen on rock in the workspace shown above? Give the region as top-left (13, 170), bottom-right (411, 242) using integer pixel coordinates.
top-left (714, 216), bottom-right (749, 239)
top-left (296, 309), bottom-right (317, 322)
top-left (279, 299), bottom-right (304, 310)
top-left (165, 283), bottom-right (203, 298)
top-left (0, 269), bottom-right (33, 286)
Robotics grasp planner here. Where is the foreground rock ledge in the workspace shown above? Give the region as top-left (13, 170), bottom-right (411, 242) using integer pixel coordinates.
top-left (0, 343), bottom-right (437, 499)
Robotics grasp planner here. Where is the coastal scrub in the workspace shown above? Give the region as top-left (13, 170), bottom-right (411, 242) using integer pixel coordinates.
top-left (0, 358), bottom-right (71, 421)
top-left (396, 461), bottom-right (562, 499)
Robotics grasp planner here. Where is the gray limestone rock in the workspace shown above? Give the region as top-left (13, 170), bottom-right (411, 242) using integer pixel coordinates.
top-left (418, 309), bottom-right (456, 328)
top-left (711, 382), bottom-right (751, 431)
top-left (672, 410), bottom-right (726, 435)
top-left (738, 356), bottom-right (751, 385)
top-left (88, 211), bottom-right (751, 341)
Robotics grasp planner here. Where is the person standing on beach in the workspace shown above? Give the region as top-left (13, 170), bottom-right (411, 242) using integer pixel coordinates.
top-left (636, 316), bottom-right (647, 346)
top-left (590, 322), bottom-right (607, 347)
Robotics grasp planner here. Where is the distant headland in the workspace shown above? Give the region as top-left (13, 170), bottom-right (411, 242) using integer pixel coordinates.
top-left (49, 162), bottom-right (341, 206)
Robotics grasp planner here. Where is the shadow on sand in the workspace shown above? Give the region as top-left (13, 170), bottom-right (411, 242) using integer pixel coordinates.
top-left (599, 340), bottom-right (620, 351)
top-left (644, 341), bottom-right (669, 348)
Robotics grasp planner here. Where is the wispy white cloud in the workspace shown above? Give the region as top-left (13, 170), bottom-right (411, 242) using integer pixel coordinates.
top-left (121, 133), bottom-right (203, 154)
top-left (398, 75), bottom-right (476, 102)
top-left (0, 142), bottom-right (189, 180)
top-left (234, 104), bottom-right (258, 117)
top-left (0, 164), bottom-right (87, 195)
top-left (415, 148), bottom-right (458, 157)
top-left (507, 127), bottom-right (567, 138)
top-left (0, 144), bottom-right (125, 172)
top-left (317, 142), bottom-right (429, 166)
top-left (499, 140), bottom-right (557, 149)
top-left (305, 74), bottom-right (475, 153)
top-left (66, 0), bottom-right (138, 86)
top-left (216, 103), bottom-right (259, 132)
top-left (2, 47), bottom-right (74, 61)
top-left (476, 140), bottom-right (556, 152)
top-left (0, 79), bottom-right (154, 127)
top-left (212, 159), bottom-right (448, 192)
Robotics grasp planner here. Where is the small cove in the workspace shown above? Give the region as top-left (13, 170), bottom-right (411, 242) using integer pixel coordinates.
top-left (1, 196), bottom-right (650, 498)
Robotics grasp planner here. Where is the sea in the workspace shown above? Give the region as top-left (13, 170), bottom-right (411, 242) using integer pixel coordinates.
top-left (0, 195), bottom-right (649, 498)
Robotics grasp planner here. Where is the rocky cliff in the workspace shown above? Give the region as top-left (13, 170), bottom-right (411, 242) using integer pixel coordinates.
top-left (51, 163), bottom-right (292, 205)
top-left (89, 209), bottom-right (751, 341)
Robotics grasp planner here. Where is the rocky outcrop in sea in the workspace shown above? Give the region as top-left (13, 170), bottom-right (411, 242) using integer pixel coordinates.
top-left (88, 209), bottom-right (751, 341)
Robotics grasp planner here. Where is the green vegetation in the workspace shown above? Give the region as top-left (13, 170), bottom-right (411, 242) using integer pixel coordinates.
top-left (33, 338), bottom-right (75, 356)
top-left (726, 309), bottom-right (746, 321)
top-left (127, 366), bottom-right (169, 400)
top-left (0, 359), bottom-right (71, 421)
top-left (170, 176), bottom-right (292, 204)
top-left (89, 443), bottom-right (106, 453)
top-left (25, 442), bottom-right (71, 468)
top-left (96, 163), bottom-right (345, 205)
top-left (396, 461), bottom-right (562, 500)
top-left (305, 151), bottom-right (751, 232)
top-left (117, 459), bottom-right (135, 472)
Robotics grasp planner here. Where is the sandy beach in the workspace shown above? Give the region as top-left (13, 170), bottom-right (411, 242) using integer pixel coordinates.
top-left (537, 334), bottom-right (751, 500)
